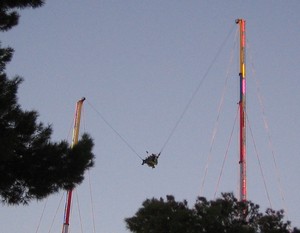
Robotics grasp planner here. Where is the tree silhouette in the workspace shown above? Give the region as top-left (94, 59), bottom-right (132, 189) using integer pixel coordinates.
top-left (0, 0), bottom-right (95, 205)
top-left (125, 193), bottom-right (299, 233)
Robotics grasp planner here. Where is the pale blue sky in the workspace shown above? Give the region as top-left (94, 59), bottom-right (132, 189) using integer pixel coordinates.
top-left (1, 1), bottom-right (300, 232)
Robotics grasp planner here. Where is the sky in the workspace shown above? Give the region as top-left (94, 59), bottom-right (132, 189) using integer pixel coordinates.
top-left (1, 1), bottom-right (300, 232)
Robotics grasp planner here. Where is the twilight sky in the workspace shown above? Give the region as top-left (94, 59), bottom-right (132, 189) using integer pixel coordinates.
top-left (1, 1), bottom-right (300, 232)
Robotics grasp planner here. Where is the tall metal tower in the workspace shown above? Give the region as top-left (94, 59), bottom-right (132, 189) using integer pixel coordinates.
top-left (61, 97), bottom-right (86, 233)
top-left (236, 19), bottom-right (247, 202)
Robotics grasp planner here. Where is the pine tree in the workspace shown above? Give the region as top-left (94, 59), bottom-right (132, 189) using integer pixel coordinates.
top-left (125, 193), bottom-right (299, 233)
top-left (0, 0), bottom-right (44, 31)
top-left (0, 0), bottom-right (95, 205)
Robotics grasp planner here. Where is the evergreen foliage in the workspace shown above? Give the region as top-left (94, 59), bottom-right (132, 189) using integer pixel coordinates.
top-left (0, 0), bottom-right (44, 31)
top-left (0, 0), bottom-right (95, 205)
top-left (125, 193), bottom-right (299, 233)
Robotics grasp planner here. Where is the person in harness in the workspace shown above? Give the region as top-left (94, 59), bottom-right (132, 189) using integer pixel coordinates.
top-left (142, 151), bottom-right (160, 168)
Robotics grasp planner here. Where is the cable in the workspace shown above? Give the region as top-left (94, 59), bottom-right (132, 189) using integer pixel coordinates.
top-left (48, 193), bottom-right (65, 233)
top-left (86, 23), bottom-right (236, 162)
top-left (86, 100), bottom-right (143, 160)
top-left (200, 26), bottom-right (239, 196)
top-left (247, 113), bottom-right (273, 208)
top-left (248, 41), bottom-right (289, 216)
top-left (35, 199), bottom-right (48, 233)
top-left (88, 170), bottom-right (97, 233)
top-left (75, 190), bottom-right (84, 233)
top-left (159, 23), bottom-right (236, 155)
top-left (214, 107), bottom-right (238, 199)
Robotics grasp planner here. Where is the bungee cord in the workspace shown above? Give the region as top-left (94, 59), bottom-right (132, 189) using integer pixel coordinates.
top-left (158, 23), bottom-right (237, 156)
top-left (86, 22), bottom-right (237, 167)
top-left (86, 100), bottom-right (143, 161)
